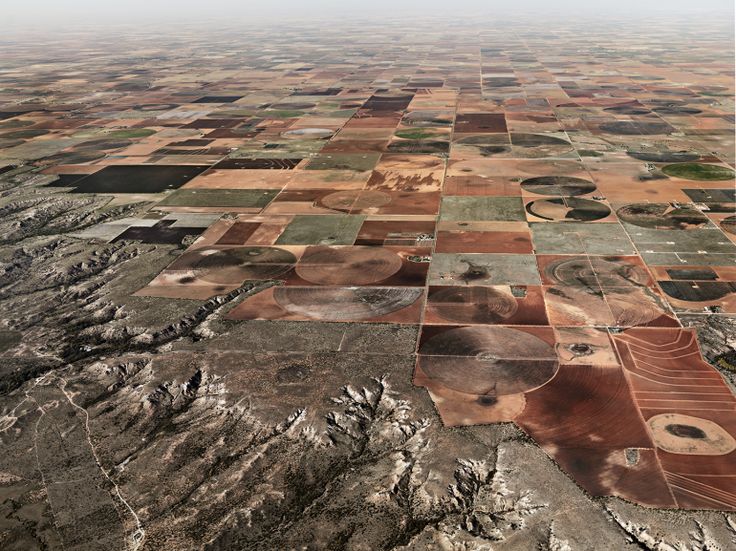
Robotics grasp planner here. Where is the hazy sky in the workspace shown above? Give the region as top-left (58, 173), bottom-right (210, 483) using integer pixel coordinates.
top-left (6, 0), bottom-right (734, 26)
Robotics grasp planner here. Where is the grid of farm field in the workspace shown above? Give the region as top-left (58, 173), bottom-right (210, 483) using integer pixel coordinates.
top-left (1, 13), bottom-right (735, 550)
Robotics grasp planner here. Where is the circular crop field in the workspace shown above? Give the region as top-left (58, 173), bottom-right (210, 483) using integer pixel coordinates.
top-left (662, 162), bottom-right (735, 181)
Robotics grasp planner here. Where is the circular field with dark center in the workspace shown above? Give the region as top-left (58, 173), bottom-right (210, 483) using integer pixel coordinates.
top-left (173, 247), bottom-right (297, 284)
top-left (526, 197), bottom-right (610, 222)
top-left (274, 287), bottom-right (422, 321)
top-left (648, 413), bottom-right (736, 455)
top-left (418, 326), bottom-right (558, 396)
top-left (616, 203), bottom-right (709, 230)
top-left (662, 163), bottom-right (735, 181)
top-left (429, 287), bottom-right (519, 324)
top-left (296, 246), bottom-right (403, 285)
top-left (520, 176), bottom-right (596, 197)
top-left (659, 281), bottom-right (735, 302)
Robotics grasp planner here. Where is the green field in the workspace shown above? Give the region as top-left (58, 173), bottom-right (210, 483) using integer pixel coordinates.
top-left (662, 162), bottom-right (735, 181)
top-left (394, 129), bottom-right (440, 140)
